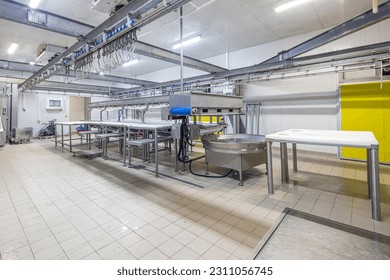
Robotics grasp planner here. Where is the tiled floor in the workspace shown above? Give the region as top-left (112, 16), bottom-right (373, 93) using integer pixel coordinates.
top-left (0, 139), bottom-right (389, 260)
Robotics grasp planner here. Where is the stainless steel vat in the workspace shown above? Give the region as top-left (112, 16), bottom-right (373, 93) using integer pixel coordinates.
top-left (201, 134), bottom-right (267, 185)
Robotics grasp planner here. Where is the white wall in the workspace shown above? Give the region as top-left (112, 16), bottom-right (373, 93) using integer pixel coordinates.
top-left (242, 75), bottom-right (339, 153)
top-left (17, 92), bottom-right (69, 137)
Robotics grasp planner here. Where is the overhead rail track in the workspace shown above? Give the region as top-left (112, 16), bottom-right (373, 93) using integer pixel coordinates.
top-left (17, 0), bottom-right (199, 92)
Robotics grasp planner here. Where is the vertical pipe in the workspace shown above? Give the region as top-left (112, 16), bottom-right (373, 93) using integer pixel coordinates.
top-left (180, 6), bottom-right (184, 94)
top-left (266, 141), bottom-right (274, 194)
top-left (369, 148), bottom-right (381, 221)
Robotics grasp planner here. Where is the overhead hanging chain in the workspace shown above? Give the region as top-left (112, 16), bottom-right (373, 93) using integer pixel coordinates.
top-left (73, 29), bottom-right (138, 80)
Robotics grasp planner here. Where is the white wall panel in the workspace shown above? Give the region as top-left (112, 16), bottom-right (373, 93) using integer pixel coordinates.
top-left (17, 92), bottom-right (69, 137)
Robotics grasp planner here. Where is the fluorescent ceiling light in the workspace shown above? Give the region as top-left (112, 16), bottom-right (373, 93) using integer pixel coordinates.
top-left (172, 35), bottom-right (202, 50)
top-left (99, 72), bottom-right (104, 76)
top-left (29, 61), bottom-right (35, 65)
top-left (275, 0), bottom-right (313, 13)
top-left (29, 0), bottom-right (41, 9)
top-left (7, 43), bottom-right (18, 54)
top-left (123, 59), bottom-right (139, 67)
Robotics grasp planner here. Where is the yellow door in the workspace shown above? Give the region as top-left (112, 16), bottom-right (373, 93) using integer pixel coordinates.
top-left (340, 81), bottom-right (390, 163)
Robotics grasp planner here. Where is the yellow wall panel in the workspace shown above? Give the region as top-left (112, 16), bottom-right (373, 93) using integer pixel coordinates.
top-left (340, 81), bottom-right (390, 163)
top-left (383, 83), bottom-right (390, 162)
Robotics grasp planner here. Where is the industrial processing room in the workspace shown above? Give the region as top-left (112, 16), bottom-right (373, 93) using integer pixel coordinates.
top-left (1, 0), bottom-right (390, 271)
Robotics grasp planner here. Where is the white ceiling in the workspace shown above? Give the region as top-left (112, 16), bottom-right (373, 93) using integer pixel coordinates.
top-left (0, 0), bottom-right (388, 87)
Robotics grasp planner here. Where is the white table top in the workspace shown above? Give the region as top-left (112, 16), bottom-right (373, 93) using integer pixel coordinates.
top-left (265, 129), bottom-right (378, 148)
top-left (56, 120), bottom-right (173, 130)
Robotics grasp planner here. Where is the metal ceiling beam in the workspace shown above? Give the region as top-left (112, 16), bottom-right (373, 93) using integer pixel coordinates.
top-left (18, 0), bottom-right (202, 91)
top-left (135, 41), bottom-right (226, 73)
top-left (0, 72), bottom-right (115, 94)
top-left (35, 81), bottom-right (121, 94)
top-left (0, 0), bottom-right (223, 81)
top-left (17, 0), bottom-right (165, 91)
top-left (0, 59), bottom-right (155, 86)
top-left (30, 86), bottom-right (109, 95)
top-left (264, 1), bottom-right (390, 64)
top-left (112, 41), bottom-right (390, 95)
top-left (89, 95), bottom-right (170, 108)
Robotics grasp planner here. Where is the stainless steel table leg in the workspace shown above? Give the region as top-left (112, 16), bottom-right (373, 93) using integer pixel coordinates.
top-left (175, 139), bottom-right (178, 172)
top-left (238, 158), bottom-right (243, 186)
top-left (369, 148), bottom-right (381, 221)
top-left (367, 149), bottom-right (372, 199)
top-left (280, 142), bottom-right (289, 182)
top-left (61, 125), bottom-right (64, 148)
top-left (69, 125), bottom-right (72, 152)
top-left (123, 127), bottom-right (127, 167)
top-left (292, 143), bottom-right (298, 172)
top-left (154, 128), bottom-right (159, 178)
top-left (266, 141), bottom-right (274, 194)
top-left (54, 124), bottom-right (57, 146)
top-left (128, 145), bottom-right (132, 167)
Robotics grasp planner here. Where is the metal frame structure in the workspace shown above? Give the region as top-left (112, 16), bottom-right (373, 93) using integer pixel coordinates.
top-left (0, 59), bottom-right (155, 87)
top-left (0, 0), bottom-right (389, 99)
top-left (0, 0), bottom-right (224, 92)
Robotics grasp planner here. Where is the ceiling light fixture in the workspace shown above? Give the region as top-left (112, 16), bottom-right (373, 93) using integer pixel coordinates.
top-left (29, 61), bottom-right (35, 65)
top-left (275, 0), bottom-right (313, 13)
top-left (7, 43), bottom-right (18, 54)
top-left (123, 59), bottom-right (139, 67)
top-left (99, 72), bottom-right (105, 76)
top-left (29, 0), bottom-right (41, 9)
top-left (172, 35), bottom-right (202, 50)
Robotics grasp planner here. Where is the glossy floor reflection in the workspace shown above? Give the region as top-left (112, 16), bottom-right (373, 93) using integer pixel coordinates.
top-left (0, 139), bottom-right (389, 260)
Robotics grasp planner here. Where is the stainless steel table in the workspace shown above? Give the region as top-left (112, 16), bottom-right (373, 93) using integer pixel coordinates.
top-left (265, 129), bottom-right (381, 221)
top-left (124, 122), bottom-right (172, 178)
top-left (55, 120), bottom-right (173, 178)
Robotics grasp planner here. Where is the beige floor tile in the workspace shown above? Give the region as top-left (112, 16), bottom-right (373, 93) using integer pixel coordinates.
top-left (145, 231), bottom-right (171, 247)
top-left (1, 141), bottom-right (390, 261)
top-left (66, 243), bottom-right (95, 260)
top-left (173, 230), bottom-right (197, 246)
top-left (34, 244), bottom-right (65, 260)
top-left (161, 223), bottom-right (184, 237)
top-left (89, 233), bottom-right (115, 251)
top-left (171, 247), bottom-right (200, 260)
top-left (97, 241), bottom-right (126, 259)
top-left (202, 245), bottom-right (230, 260)
top-left (126, 240), bottom-right (154, 259)
top-left (187, 237), bottom-right (213, 256)
top-left (60, 235), bottom-right (88, 252)
top-left (1, 245), bottom-right (33, 260)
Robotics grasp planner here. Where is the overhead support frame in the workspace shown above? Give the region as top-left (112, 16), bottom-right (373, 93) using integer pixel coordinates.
top-left (17, 0), bottom-right (166, 91)
top-left (0, 59), bottom-right (156, 87)
top-left (0, 0), bottom-right (223, 91)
